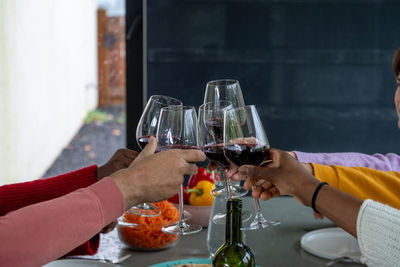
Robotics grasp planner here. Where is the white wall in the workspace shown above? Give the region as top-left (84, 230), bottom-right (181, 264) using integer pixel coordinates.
top-left (0, 0), bottom-right (98, 185)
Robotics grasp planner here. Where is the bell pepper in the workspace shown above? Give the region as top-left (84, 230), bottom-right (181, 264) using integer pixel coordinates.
top-left (188, 180), bottom-right (215, 206)
top-left (168, 185), bottom-right (190, 204)
top-left (188, 167), bottom-right (215, 188)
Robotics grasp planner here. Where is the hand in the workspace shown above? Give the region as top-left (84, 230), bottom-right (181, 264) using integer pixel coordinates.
top-left (111, 137), bottom-right (206, 209)
top-left (238, 149), bottom-right (320, 206)
top-left (97, 149), bottom-right (139, 180)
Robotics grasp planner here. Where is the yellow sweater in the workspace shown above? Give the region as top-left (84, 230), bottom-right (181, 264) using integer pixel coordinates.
top-left (312, 164), bottom-right (400, 209)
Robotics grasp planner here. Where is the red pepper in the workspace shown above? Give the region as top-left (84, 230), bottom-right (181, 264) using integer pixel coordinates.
top-left (168, 185), bottom-right (190, 204)
top-left (188, 167), bottom-right (215, 189)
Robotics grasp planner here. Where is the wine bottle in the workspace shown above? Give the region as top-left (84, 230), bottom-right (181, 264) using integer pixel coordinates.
top-left (212, 199), bottom-right (255, 267)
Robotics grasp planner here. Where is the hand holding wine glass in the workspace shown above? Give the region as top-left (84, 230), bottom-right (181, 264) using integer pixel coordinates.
top-left (223, 105), bottom-right (280, 230)
top-left (130, 95), bottom-right (182, 217)
top-left (111, 136), bottom-right (205, 209)
top-left (157, 105), bottom-right (204, 235)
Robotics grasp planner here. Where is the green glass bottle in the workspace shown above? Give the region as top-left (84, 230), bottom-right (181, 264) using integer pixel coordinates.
top-left (212, 198), bottom-right (255, 267)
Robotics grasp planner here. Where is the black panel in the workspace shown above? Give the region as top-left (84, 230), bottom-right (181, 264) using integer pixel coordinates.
top-left (139, 0), bottom-right (400, 154)
top-left (126, 0), bottom-right (143, 150)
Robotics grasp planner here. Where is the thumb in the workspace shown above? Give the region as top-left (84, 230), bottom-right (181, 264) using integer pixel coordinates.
top-left (138, 136), bottom-right (157, 158)
top-left (239, 165), bottom-right (263, 177)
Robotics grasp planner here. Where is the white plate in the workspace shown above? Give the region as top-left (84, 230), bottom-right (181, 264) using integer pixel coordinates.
top-left (43, 259), bottom-right (115, 267)
top-left (300, 227), bottom-right (361, 260)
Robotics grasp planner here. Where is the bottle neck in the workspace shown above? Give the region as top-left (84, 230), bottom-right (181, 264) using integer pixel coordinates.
top-left (225, 198), bottom-right (242, 244)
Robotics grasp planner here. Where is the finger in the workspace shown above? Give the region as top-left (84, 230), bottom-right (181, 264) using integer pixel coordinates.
top-left (208, 161), bottom-right (217, 170)
top-left (252, 185), bottom-right (263, 194)
top-left (260, 190), bottom-right (274, 201)
top-left (313, 211), bottom-right (324, 220)
top-left (230, 172), bottom-right (242, 181)
top-left (225, 164), bottom-right (238, 179)
top-left (184, 163), bottom-right (199, 176)
top-left (123, 149), bottom-right (139, 160)
top-left (137, 136), bottom-right (157, 158)
top-left (176, 149), bottom-right (206, 163)
top-left (261, 180), bottom-right (273, 190)
top-left (238, 165), bottom-right (265, 179)
top-left (270, 187), bottom-right (280, 198)
top-left (252, 190), bottom-right (261, 199)
top-left (243, 179), bottom-right (253, 191)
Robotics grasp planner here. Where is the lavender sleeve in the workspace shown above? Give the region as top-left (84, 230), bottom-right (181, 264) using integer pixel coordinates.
top-left (294, 151), bottom-right (400, 172)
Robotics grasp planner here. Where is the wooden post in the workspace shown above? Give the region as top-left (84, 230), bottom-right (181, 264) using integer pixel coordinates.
top-left (97, 9), bottom-right (107, 107)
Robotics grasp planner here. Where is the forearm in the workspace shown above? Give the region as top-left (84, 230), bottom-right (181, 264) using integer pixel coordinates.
top-left (311, 164), bottom-right (400, 209)
top-left (312, 185), bottom-right (362, 237)
top-left (0, 165), bottom-right (98, 216)
top-left (294, 151), bottom-right (400, 172)
top-left (0, 177), bottom-right (124, 267)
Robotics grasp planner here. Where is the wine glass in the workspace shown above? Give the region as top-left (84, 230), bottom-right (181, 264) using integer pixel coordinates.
top-left (203, 79), bottom-right (246, 199)
top-left (130, 95), bottom-right (182, 217)
top-left (204, 79), bottom-right (245, 108)
top-left (198, 101), bottom-right (248, 199)
top-left (157, 105), bottom-right (203, 235)
top-left (223, 105), bottom-right (280, 230)
top-left (198, 100), bottom-right (251, 225)
top-left (136, 95), bottom-right (182, 149)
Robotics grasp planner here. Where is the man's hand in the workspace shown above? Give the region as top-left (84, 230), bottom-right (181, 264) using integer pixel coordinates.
top-left (97, 149), bottom-right (139, 180)
top-left (111, 137), bottom-right (206, 210)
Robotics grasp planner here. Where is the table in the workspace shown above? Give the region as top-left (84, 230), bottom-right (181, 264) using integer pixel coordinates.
top-left (116, 196), bottom-right (363, 266)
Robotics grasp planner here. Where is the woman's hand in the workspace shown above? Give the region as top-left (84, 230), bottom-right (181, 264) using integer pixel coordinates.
top-left (237, 149), bottom-right (320, 206)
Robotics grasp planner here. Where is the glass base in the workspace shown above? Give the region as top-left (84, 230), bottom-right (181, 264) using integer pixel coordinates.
top-left (241, 214), bottom-right (280, 231)
top-left (212, 209), bottom-right (252, 225)
top-left (162, 222), bottom-right (203, 235)
top-left (128, 203), bottom-right (161, 217)
top-left (212, 185), bottom-right (248, 198)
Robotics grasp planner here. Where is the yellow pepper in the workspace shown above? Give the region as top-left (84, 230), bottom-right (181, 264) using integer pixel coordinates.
top-left (188, 180), bottom-right (215, 206)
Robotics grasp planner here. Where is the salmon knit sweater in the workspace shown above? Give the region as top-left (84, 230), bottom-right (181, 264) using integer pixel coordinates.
top-left (0, 166), bottom-right (99, 255)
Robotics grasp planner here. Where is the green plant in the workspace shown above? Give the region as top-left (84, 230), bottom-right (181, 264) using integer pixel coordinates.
top-left (84, 109), bottom-right (111, 124)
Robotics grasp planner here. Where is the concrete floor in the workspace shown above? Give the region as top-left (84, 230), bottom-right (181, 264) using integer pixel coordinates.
top-left (42, 105), bottom-right (126, 178)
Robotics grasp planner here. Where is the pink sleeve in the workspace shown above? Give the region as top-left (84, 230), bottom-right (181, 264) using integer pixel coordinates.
top-left (0, 177), bottom-right (125, 267)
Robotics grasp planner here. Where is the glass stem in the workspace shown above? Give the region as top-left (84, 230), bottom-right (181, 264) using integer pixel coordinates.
top-left (225, 170), bottom-right (232, 200)
top-left (178, 184), bottom-right (185, 227)
top-left (252, 186), bottom-right (261, 215)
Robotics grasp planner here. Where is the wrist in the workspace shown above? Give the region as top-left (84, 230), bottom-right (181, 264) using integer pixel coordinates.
top-left (111, 169), bottom-right (143, 210)
top-left (296, 179), bottom-right (320, 207)
top-left (96, 165), bottom-right (105, 181)
top-left (301, 162), bottom-right (314, 175)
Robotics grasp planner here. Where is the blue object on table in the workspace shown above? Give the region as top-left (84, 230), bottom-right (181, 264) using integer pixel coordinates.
top-left (149, 258), bottom-right (261, 267)
top-left (149, 258), bottom-right (211, 267)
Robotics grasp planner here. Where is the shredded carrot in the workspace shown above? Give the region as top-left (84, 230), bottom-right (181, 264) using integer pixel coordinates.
top-left (118, 200), bottom-right (179, 250)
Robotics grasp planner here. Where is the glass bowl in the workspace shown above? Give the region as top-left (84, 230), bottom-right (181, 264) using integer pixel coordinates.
top-left (117, 215), bottom-right (179, 251)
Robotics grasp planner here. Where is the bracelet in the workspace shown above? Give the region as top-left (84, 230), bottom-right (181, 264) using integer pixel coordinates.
top-left (311, 182), bottom-right (328, 214)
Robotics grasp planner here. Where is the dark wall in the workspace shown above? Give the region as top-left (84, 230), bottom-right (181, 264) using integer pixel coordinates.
top-left (143, 0), bottom-right (400, 153)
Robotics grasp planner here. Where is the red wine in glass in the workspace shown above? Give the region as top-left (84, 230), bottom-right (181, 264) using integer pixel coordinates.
top-left (205, 119), bottom-right (224, 141)
top-left (224, 143), bottom-right (269, 166)
top-left (202, 143), bottom-right (230, 167)
top-left (224, 105), bottom-right (280, 230)
top-left (137, 136), bottom-right (151, 150)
